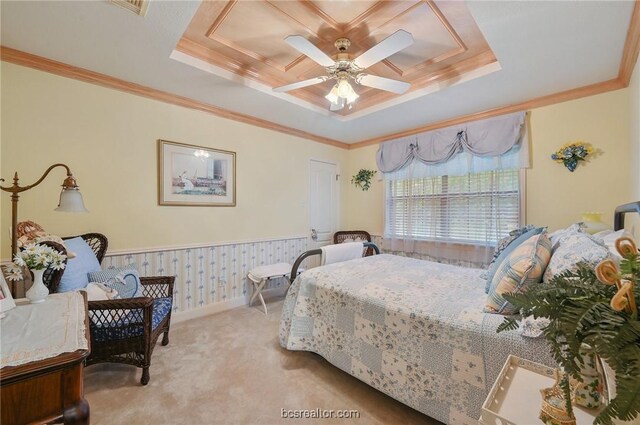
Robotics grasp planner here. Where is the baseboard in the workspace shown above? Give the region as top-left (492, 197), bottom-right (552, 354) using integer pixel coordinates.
top-left (171, 285), bottom-right (288, 324)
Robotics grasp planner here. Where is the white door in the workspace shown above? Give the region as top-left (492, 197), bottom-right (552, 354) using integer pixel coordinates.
top-left (309, 159), bottom-right (339, 252)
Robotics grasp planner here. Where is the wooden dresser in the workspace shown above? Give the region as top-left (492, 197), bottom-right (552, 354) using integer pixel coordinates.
top-left (0, 292), bottom-right (90, 425)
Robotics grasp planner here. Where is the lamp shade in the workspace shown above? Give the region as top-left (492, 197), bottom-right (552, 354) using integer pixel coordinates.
top-left (55, 188), bottom-right (89, 213)
top-left (325, 85), bottom-right (339, 103)
top-left (581, 212), bottom-right (607, 234)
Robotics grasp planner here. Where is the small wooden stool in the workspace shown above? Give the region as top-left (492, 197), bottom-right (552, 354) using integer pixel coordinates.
top-left (247, 263), bottom-right (303, 314)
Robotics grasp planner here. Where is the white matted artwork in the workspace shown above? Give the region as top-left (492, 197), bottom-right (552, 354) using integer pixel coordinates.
top-left (158, 139), bottom-right (236, 206)
top-left (0, 272), bottom-right (16, 315)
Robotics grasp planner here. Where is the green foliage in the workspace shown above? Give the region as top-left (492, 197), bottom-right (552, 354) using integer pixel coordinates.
top-left (497, 258), bottom-right (640, 424)
top-left (351, 169), bottom-right (376, 191)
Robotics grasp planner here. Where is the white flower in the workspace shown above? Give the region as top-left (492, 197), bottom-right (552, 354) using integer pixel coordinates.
top-left (13, 255), bottom-right (26, 267)
top-left (9, 243), bottom-right (67, 273)
top-left (22, 243), bottom-right (41, 255)
top-left (50, 263), bottom-right (66, 271)
top-left (3, 264), bottom-right (24, 281)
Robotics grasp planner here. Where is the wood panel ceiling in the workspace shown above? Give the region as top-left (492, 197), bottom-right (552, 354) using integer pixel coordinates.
top-left (175, 0), bottom-right (499, 116)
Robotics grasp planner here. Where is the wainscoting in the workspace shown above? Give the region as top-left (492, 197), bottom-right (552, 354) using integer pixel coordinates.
top-left (103, 236), bottom-right (310, 322)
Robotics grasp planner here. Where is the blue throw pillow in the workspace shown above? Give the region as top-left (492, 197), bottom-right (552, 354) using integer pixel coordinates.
top-left (484, 226), bottom-right (546, 293)
top-left (88, 264), bottom-right (143, 298)
top-left (58, 237), bottom-right (102, 292)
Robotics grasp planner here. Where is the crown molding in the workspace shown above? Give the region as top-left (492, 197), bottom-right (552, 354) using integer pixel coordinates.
top-left (348, 78), bottom-right (625, 149)
top-left (0, 46), bottom-right (348, 150)
top-left (350, 0), bottom-right (640, 149)
top-left (1, 0), bottom-right (638, 152)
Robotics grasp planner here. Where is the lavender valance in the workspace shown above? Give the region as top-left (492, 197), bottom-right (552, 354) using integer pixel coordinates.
top-left (376, 112), bottom-right (528, 173)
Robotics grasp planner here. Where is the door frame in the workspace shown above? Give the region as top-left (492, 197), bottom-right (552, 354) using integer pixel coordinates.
top-left (308, 158), bottom-right (341, 247)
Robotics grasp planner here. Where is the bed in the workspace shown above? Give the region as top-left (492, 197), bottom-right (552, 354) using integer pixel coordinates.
top-left (279, 203), bottom-right (640, 424)
top-left (279, 253), bottom-right (556, 424)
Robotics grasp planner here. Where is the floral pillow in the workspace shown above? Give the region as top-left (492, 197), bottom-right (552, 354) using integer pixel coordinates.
top-left (548, 222), bottom-right (586, 250)
top-left (542, 232), bottom-right (610, 283)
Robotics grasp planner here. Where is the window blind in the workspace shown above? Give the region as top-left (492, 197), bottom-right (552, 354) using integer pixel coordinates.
top-left (385, 169), bottom-right (521, 245)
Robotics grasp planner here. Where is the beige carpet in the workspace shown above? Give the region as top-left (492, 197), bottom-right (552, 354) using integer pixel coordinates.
top-left (84, 297), bottom-right (441, 425)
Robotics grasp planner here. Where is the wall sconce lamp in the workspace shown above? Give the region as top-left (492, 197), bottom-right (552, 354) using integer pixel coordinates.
top-left (1, 163), bottom-right (88, 258)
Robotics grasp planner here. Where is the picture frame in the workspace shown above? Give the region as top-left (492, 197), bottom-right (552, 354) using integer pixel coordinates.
top-left (158, 140), bottom-right (236, 207)
top-left (0, 271), bottom-right (17, 314)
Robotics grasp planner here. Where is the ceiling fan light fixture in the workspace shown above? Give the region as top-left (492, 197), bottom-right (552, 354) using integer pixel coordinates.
top-left (336, 79), bottom-right (352, 97)
top-left (345, 89), bottom-right (359, 104)
top-left (325, 85), bottom-right (340, 103)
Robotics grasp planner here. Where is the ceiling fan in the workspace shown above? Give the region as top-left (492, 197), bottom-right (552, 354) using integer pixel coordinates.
top-left (273, 30), bottom-right (414, 111)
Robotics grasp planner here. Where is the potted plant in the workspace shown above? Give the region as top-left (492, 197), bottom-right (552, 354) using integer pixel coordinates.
top-left (497, 236), bottom-right (640, 424)
top-left (351, 169), bottom-right (376, 191)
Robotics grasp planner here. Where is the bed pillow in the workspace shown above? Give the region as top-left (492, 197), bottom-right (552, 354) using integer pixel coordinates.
top-left (594, 229), bottom-right (625, 262)
top-left (88, 264), bottom-right (143, 298)
top-left (480, 225), bottom-right (536, 280)
top-left (548, 222), bottom-right (586, 250)
top-left (58, 237), bottom-right (102, 292)
top-left (485, 232), bottom-right (551, 315)
top-left (542, 232), bottom-right (611, 283)
top-left (483, 226), bottom-right (545, 293)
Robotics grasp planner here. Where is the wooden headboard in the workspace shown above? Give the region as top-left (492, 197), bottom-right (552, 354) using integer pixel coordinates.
top-left (614, 201), bottom-right (640, 231)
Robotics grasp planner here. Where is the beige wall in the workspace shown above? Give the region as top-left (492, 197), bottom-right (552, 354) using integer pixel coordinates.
top-left (345, 88), bottom-right (632, 235)
top-left (1, 61), bottom-right (635, 259)
top-left (0, 62), bottom-right (349, 258)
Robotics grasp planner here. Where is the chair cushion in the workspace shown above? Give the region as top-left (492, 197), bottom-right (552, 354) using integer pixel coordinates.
top-left (58, 237), bottom-right (102, 292)
top-left (88, 264), bottom-right (143, 298)
top-left (90, 297), bottom-right (173, 343)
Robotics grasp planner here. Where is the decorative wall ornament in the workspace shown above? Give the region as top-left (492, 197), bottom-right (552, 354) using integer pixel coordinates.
top-left (351, 169), bottom-right (376, 191)
top-left (551, 141), bottom-right (593, 172)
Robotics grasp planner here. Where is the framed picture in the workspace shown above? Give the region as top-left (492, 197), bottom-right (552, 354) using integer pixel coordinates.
top-left (0, 272), bottom-right (16, 314)
top-left (158, 140), bottom-right (236, 206)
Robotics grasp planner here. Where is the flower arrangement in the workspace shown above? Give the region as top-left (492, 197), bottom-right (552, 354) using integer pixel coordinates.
top-left (551, 141), bottom-right (593, 172)
top-left (497, 236), bottom-right (640, 424)
top-left (4, 243), bottom-right (66, 281)
top-left (351, 169), bottom-right (376, 191)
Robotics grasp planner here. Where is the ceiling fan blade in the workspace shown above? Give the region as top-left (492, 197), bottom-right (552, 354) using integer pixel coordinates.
top-left (329, 98), bottom-right (345, 111)
top-left (356, 74), bottom-right (411, 94)
top-left (352, 30), bottom-right (414, 69)
top-left (273, 76), bottom-right (327, 92)
top-left (284, 35), bottom-right (335, 67)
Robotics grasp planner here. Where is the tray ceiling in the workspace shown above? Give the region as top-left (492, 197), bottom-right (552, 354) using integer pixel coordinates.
top-left (1, 1), bottom-right (636, 143)
top-left (175, 0), bottom-right (499, 116)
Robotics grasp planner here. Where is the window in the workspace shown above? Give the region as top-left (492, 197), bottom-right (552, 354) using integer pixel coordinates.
top-left (385, 169), bottom-right (522, 245)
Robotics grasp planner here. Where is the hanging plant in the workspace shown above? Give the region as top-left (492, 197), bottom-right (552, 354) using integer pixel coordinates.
top-left (351, 169), bottom-right (376, 191)
top-left (551, 141), bottom-right (593, 172)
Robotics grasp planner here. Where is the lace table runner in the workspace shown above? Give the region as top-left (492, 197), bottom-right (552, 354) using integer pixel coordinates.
top-left (1, 292), bottom-right (88, 368)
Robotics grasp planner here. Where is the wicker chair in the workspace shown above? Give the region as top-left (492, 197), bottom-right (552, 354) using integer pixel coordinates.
top-left (41, 233), bottom-right (174, 385)
top-left (333, 230), bottom-right (374, 256)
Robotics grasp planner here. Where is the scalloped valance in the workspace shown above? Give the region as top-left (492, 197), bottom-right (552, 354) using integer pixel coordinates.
top-left (376, 112), bottom-right (529, 174)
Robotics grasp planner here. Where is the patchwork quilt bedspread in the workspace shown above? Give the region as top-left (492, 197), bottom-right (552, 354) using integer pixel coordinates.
top-left (279, 254), bottom-right (556, 424)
